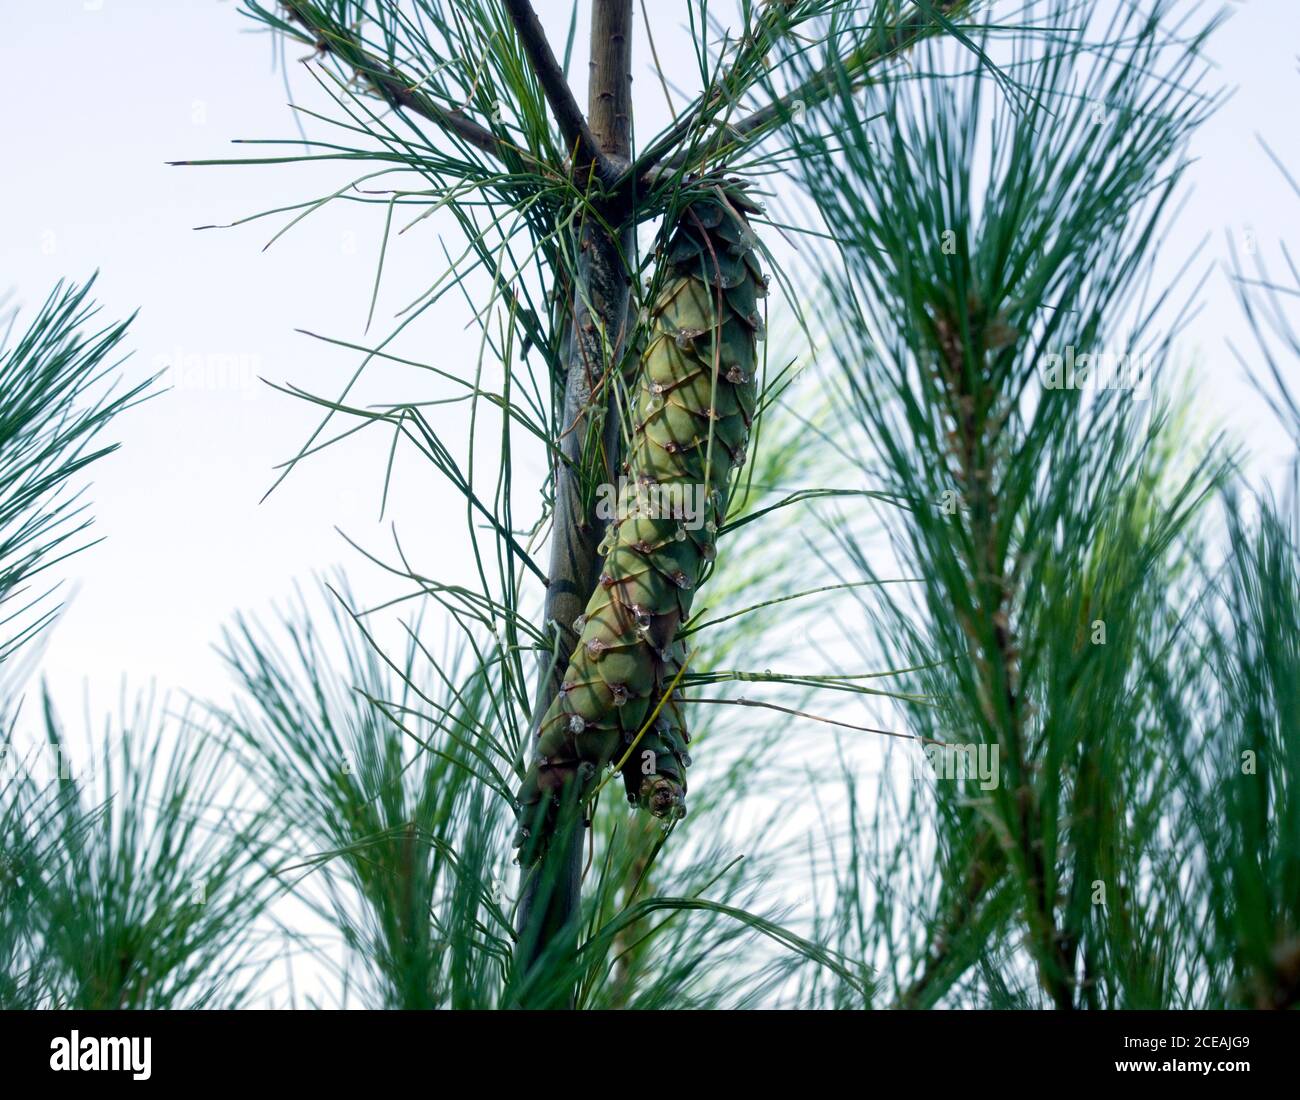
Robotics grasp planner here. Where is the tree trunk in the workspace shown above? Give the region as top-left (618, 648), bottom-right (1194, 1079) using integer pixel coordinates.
top-left (514, 0), bottom-right (634, 1002)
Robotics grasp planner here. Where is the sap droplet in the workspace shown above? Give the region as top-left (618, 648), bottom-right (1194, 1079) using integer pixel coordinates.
top-left (681, 753), bottom-right (693, 767)
top-left (674, 526), bottom-right (687, 542)
top-left (650, 381), bottom-right (666, 395)
top-left (671, 570), bottom-right (693, 590)
top-left (675, 331), bottom-right (695, 351)
top-left (701, 542), bottom-right (716, 560)
top-left (586, 638), bottom-right (607, 659)
top-left (609, 683), bottom-right (629, 707)
top-left (726, 366), bottom-right (749, 384)
top-left (572, 613), bottom-right (588, 633)
top-left (599, 573), bottom-right (615, 588)
top-left (664, 441), bottom-right (680, 454)
top-left (568, 714), bottom-right (586, 734)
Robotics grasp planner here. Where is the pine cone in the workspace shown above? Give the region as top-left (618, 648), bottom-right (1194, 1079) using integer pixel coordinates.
top-left (516, 187), bottom-right (765, 865)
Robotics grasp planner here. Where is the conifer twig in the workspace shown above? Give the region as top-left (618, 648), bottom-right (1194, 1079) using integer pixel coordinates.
top-left (618, 0), bottom-right (970, 195)
top-left (501, 0), bottom-right (613, 181)
top-left (280, 1), bottom-right (508, 160)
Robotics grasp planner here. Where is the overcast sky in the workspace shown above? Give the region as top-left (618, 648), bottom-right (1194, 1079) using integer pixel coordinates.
top-left (3, 0), bottom-right (1298, 725)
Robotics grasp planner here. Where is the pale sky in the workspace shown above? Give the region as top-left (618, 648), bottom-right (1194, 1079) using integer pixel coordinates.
top-left (3, 0), bottom-right (1298, 724)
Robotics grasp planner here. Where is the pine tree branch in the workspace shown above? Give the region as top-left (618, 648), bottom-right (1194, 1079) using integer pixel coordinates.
top-left (530, 0), bottom-right (635, 764)
top-left (618, 0), bottom-right (968, 196)
top-left (501, 0), bottom-right (613, 182)
top-left (587, 0), bottom-right (634, 168)
top-left (529, 0), bottom-right (636, 714)
top-left (935, 311), bottom-right (1076, 1011)
top-left (515, 0), bottom-right (637, 996)
top-left (715, 3), bottom-right (960, 149)
top-left (280, 1), bottom-right (508, 161)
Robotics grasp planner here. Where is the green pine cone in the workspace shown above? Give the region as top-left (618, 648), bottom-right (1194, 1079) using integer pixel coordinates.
top-left (516, 189), bottom-right (765, 866)
top-left (617, 638), bottom-right (691, 817)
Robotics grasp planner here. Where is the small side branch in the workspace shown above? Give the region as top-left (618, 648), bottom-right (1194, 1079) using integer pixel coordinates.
top-left (621, 0), bottom-right (968, 194)
top-left (587, 0), bottom-right (634, 168)
top-left (281, 1), bottom-right (506, 160)
top-left (719, 2), bottom-right (965, 149)
top-left (502, 0), bottom-right (614, 181)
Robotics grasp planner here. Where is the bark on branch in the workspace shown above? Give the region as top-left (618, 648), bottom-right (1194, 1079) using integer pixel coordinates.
top-left (530, 0), bottom-right (636, 758)
top-left (586, 0), bottom-right (634, 169)
top-left (281, 1), bottom-right (508, 160)
top-left (502, 0), bottom-right (614, 181)
top-left (515, 0), bottom-right (636, 994)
